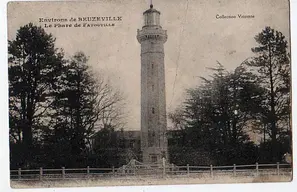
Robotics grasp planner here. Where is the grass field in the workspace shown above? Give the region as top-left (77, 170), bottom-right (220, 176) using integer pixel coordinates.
top-left (11, 174), bottom-right (292, 188)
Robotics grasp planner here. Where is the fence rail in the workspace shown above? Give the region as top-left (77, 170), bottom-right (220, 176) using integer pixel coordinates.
top-left (10, 163), bottom-right (292, 181)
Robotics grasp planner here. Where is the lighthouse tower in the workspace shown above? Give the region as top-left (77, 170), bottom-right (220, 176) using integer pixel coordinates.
top-left (137, 4), bottom-right (168, 164)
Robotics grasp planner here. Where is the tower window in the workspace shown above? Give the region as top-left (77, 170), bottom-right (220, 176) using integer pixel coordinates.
top-left (152, 84), bottom-right (154, 91)
top-left (129, 140), bottom-right (135, 148)
top-left (151, 63), bottom-right (154, 75)
top-left (151, 155), bottom-right (157, 163)
top-left (152, 107), bottom-right (155, 114)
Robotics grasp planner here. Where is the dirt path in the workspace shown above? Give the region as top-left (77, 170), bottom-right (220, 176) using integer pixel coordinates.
top-left (11, 174), bottom-right (292, 188)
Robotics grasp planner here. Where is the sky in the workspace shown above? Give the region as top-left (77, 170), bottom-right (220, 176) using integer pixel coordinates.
top-left (7, 0), bottom-right (290, 130)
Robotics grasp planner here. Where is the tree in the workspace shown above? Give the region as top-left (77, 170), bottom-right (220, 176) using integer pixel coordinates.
top-left (246, 27), bottom-right (290, 161)
top-left (43, 52), bottom-right (99, 167)
top-left (168, 108), bottom-right (187, 146)
top-left (43, 52), bottom-right (125, 167)
top-left (8, 23), bottom-right (64, 167)
top-left (169, 63), bottom-right (263, 165)
top-left (93, 76), bottom-right (126, 131)
top-left (89, 125), bottom-right (123, 167)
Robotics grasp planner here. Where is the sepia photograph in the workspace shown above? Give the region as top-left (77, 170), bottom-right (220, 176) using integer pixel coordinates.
top-left (6, 0), bottom-right (292, 188)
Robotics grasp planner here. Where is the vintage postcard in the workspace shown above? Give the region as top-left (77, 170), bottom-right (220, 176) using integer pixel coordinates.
top-left (7, 0), bottom-right (292, 189)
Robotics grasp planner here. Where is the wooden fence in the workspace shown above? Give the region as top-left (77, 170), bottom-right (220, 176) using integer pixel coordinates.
top-left (10, 163), bottom-right (292, 181)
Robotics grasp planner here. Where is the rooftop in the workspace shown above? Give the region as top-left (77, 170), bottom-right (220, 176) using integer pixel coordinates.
top-left (143, 4), bottom-right (161, 15)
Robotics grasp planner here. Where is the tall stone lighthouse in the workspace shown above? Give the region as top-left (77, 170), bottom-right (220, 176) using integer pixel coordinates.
top-left (137, 4), bottom-right (168, 164)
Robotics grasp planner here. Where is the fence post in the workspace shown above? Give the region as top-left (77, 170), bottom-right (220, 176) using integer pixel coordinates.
top-left (18, 168), bottom-right (21, 180)
top-left (163, 163), bottom-right (166, 177)
top-left (39, 167), bottom-right (43, 181)
top-left (87, 166), bottom-right (90, 178)
top-left (233, 164), bottom-right (236, 176)
top-left (210, 165), bottom-right (213, 178)
top-left (277, 162), bottom-right (280, 176)
top-left (62, 167), bottom-right (65, 179)
top-left (112, 166), bottom-right (115, 176)
top-left (256, 162), bottom-right (259, 176)
top-left (187, 164), bottom-right (190, 177)
top-left (162, 157), bottom-right (166, 177)
top-left (122, 165), bottom-right (126, 175)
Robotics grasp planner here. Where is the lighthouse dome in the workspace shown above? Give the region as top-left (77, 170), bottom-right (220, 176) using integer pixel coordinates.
top-left (143, 4), bottom-right (161, 26)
